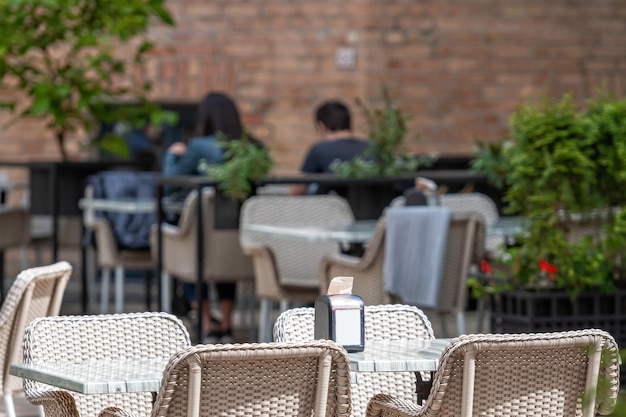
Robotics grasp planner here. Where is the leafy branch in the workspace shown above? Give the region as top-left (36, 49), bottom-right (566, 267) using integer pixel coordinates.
top-left (198, 132), bottom-right (273, 201)
top-left (332, 85), bottom-right (436, 177)
top-left (0, 0), bottom-right (176, 160)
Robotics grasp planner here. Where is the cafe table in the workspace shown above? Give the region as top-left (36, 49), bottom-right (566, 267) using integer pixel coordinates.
top-left (10, 338), bottom-right (451, 401)
top-left (241, 219), bottom-right (378, 244)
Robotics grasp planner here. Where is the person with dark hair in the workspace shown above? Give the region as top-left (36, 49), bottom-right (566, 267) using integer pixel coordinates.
top-left (164, 93), bottom-right (247, 177)
top-left (289, 100), bottom-right (369, 195)
top-left (163, 91), bottom-right (258, 343)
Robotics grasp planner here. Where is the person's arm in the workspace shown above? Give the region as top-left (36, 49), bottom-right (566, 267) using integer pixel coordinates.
top-left (288, 184), bottom-right (308, 195)
top-left (164, 139), bottom-right (219, 177)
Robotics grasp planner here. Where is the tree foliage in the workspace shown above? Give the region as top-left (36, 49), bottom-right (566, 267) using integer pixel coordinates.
top-left (0, 0), bottom-right (176, 160)
top-left (198, 132), bottom-right (274, 202)
top-left (472, 91), bottom-right (626, 297)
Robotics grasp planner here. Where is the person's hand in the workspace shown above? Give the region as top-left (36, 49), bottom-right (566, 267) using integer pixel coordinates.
top-left (167, 142), bottom-right (187, 155)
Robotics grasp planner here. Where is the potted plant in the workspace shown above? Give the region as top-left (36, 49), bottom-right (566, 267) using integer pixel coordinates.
top-left (198, 132), bottom-right (273, 229)
top-left (331, 86), bottom-right (437, 218)
top-left (470, 91), bottom-right (626, 344)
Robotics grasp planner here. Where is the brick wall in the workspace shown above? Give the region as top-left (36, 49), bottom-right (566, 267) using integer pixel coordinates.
top-left (1, 0), bottom-right (626, 175)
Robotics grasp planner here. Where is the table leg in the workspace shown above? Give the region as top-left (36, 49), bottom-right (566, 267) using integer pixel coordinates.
top-left (414, 371), bottom-right (433, 405)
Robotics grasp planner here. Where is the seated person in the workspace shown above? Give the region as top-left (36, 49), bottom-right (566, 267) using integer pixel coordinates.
top-left (289, 100), bottom-right (368, 195)
top-left (163, 91), bottom-right (263, 344)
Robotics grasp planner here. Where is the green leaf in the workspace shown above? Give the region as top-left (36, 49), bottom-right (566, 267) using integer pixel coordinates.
top-left (30, 96), bottom-right (50, 116)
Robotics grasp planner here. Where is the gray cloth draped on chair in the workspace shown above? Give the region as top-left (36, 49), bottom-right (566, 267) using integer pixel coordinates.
top-left (383, 206), bottom-right (451, 308)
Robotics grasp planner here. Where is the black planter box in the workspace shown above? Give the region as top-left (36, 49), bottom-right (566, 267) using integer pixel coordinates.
top-left (490, 289), bottom-right (626, 346)
top-left (213, 189), bottom-right (244, 230)
top-left (346, 183), bottom-right (406, 220)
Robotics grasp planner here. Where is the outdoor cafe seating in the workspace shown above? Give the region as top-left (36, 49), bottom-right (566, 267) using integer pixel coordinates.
top-left (274, 304), bottom-right (435, 417)
top-left (3, 262), bottom-right (620, 417)
top-left (99, 340), bottom-right (352, 417)
top-left (152, 187), bottom-right (256, 336)
top-left (0, 262), bottom-right (71, 417)
top-left (320, 207), bottom-right (485, 337)
top-left (239, 194), bottom-right (355, 342)
top-left (22, 312), bottom-right (190, 417)
top-left (365, 329), bottom-right (620, 417)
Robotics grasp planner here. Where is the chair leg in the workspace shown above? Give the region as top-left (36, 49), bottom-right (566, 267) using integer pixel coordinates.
top-left (476, 297), bottom-right (488, 333)
top-left (85, 248), bottom-right (97, 311)
top-left (456, 311), bottom-right (466, 336)
top-left (160, 272), bottom-right (171, 313)
top-left (3, 394), bottom-right (15, 417)
top-left (144, 270), bottom-right (152, 310)
top-left (19, 244), bottom-right (28, 270)
top-left (439, 313), bottom-right (449, 337)
top-left (258, 299), bottom-right (273, 342)
top-left (114, 265), bottom-right (124, 313)
top-left (37, 405), bottom-right (44, 417)
top-left (100, 268), bottom-right (111, 314)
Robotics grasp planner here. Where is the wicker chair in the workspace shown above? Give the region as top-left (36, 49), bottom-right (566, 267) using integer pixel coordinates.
top-left (83, 185), bottom-right (154, 314)
top-left (320, 217), bottom-right (388, 305)
top-left (98, 340), bottom-right (352, 417)
top-left (366, 329), bottom-right (620, 417)
top-left (319, 211), bottom-right (484, 336)
top-left (274, 304), bottom-right (435, 417)
top-left (239, 194), bottom-right (355, 342)
top-left (0, 261), bottom-right (72, 417)
top-left (150, 188), bottom-right (254, 314)
top-left (439, 192), bottom-right (501, 260)
top-left (22, 312), bottom-right (191, 417)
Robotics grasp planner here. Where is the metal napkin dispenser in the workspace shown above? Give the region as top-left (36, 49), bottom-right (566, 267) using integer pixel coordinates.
top-left (314, 294), bottom-right (364, 352)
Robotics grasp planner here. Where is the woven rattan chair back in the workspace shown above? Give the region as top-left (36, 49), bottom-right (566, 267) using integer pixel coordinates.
top-left (439, 193), bottom-right (498, 227)
top-left (154, 188), bottom-right (254, 284)
top-left (320, 217), bottom-right (388, 304)
top-left (322, 211), bottom-right (482, 337)
top-left (99, 340), bottom-right (352, 417)
top-left (439, 192), bottom-right (499, 260)
top-left (0, 261), bottom-right (71, 417)
top-left (22, 312), bottom-right (191, 417)
top-left (240, 194), bottom-right (354, 288)
top-left (273, 305), bottom-right (435, 417)
top-left (366, 329), bottom-right (621, 417)
top-left (240, 194), bottom-right (355, 341)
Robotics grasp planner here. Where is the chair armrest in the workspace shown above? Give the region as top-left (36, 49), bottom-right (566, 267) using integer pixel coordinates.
top-left (99, 407), bottom-right (140, 417)
top-left (159, 223), bottom-right (181, 236)
top-left (240, 241), bottom-right (269, 256)
top-left (26, 390), bottom-right (80, 417)
top-left (241, 244), bottom-right (285, 300)
top-left (321, 253), bottom-right (363, 270)
top-left (366, 393), bottom-right (422, 417)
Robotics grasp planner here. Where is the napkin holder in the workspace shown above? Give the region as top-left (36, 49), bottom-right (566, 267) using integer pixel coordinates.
top-left (314, 294), bottom-right (364, 352)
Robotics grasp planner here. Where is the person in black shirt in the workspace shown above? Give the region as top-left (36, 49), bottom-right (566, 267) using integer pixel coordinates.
top-left (289, 100), bottom-right (368, 195)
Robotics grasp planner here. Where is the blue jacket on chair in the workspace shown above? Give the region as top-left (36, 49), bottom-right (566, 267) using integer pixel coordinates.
top-left (87, 171), bottom-right (159, 249)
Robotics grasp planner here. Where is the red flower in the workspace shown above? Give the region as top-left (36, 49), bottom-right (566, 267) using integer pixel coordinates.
top-left (539, 260), bottom-right (558, 280)
top-left (480, 259), bottom-right (494, 275)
